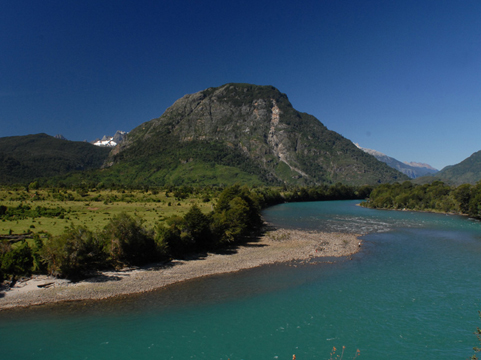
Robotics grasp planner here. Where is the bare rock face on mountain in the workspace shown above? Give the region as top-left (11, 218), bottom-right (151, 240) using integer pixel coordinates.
top-left (107, 83), bottom-right (407, 186)
top-left (112, 130), bottom-right (127, 144)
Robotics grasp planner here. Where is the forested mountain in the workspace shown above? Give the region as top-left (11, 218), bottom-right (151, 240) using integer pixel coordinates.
top-left (415, 150), bottom-right (481, 185)
top-left (355, 144), bottom-right (438, 179)
top-left (105, 83), bottom-right (407, 186)
top-left (0, 134), bottom-right (110, 184)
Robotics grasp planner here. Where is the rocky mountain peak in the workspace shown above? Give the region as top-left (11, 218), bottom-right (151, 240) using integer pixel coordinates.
top-left (108, 83), bottom-right (407, 186)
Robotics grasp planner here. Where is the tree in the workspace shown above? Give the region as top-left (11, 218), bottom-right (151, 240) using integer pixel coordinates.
top-left (211, 185), bottom-right (262, 244)
top-left (31, 233), bottom-right (46, 273)
top-left (220, 196), bottom-right (251, 241)
top-left (102, 213), bottom-right (157, 267)
top-left (40, 225), bottom-right (104, 278)
top-left (182, 205), bottom-right (212, 251)
top-left (155, 223), bottom-right (183, 258)
top-left (454, 184), bottom-right (472, 214)
top-left (467, 182), bottom-right (481, 218)
top-left (0, 240), bottom-right (33, 280)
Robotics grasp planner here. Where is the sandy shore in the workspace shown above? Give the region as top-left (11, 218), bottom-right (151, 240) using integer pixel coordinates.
top-left (0, 228), bottom-right (362, 310)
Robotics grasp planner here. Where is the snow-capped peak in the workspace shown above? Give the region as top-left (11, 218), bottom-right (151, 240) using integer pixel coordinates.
top-left (92, 130), bottom-right (127, 147)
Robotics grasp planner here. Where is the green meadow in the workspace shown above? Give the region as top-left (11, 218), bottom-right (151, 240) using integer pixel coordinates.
top-left (0, 187), bottom-right (215, 237)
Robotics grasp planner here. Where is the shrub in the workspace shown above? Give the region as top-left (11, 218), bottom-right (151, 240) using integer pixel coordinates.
top-left (1, 240), bottom-right (33, 279)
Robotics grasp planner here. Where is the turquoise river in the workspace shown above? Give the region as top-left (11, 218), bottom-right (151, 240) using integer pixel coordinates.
top-left (1, 200), bottom-right (480, 359)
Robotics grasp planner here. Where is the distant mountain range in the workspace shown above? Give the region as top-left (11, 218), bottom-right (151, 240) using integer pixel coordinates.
top-left (2, 83), bottom-right (480, 187)
top-left (355, 144), bottom-right (438, 179)
top-left (404, 161), bottom-right (437, 171)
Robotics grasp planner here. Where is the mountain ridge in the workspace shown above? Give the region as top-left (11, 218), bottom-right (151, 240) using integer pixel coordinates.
top-left (0, 133), bottom-right (111, 184)
top-left (415, 150), bottom-right (481, 185)
top-left (404, 161), bottom-right (437, 171)
top-left (107, 83), bottom-right (408, 186)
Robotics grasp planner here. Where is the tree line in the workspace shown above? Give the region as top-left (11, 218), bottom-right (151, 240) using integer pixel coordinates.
top-left (361, 180), bottom-right (481, 218)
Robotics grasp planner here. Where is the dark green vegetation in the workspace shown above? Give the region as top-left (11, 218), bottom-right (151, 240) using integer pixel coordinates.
top-left (104, 83), bottom-right (407, 186)
top-left (0, 183), bottom-right (372, 282)
top-left (416, 150), bottom-right (481, 186)
top-left (362, 180), bottom-right (481, 218)
top-left (0, 134), bottom-right (110, 184)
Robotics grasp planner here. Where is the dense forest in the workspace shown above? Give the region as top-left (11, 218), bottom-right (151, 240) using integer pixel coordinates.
top-left (361, 180), bottom-right (481, 218)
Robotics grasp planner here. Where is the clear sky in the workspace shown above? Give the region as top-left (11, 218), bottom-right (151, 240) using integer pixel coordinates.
top-left (1, 0), bottom-right (480, 170)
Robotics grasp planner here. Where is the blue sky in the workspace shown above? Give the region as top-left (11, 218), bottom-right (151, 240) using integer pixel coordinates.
top-left (1, 0), bottom-right (480, 170)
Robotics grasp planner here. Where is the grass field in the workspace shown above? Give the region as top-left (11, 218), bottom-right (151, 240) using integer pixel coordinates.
top-left (0, 188), bottom-right (216, 236)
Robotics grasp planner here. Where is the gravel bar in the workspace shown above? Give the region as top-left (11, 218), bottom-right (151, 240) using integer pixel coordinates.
top-left (0, 228), bottom-right (362, 310)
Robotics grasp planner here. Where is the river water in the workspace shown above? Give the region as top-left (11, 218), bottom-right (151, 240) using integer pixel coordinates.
top-left (1, 200), bottom-right (480, 359)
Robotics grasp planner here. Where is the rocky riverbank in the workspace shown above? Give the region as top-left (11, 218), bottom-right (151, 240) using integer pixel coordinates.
top-left (0, 228), bottom-right (362, 310)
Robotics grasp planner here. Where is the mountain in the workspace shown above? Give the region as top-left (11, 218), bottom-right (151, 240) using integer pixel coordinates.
top-left (355, 144), bottom-right (438, 179)
top-left (92, 130), bottom-right (127, 147)
top-left (105, 83), bottom-right (408, 186)
top-left (415, 150), bottom-right (481, 185)
top-left (404, 161), bottom-right (437, 171)
top-left (0, 133), bottom-right (111, 184)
